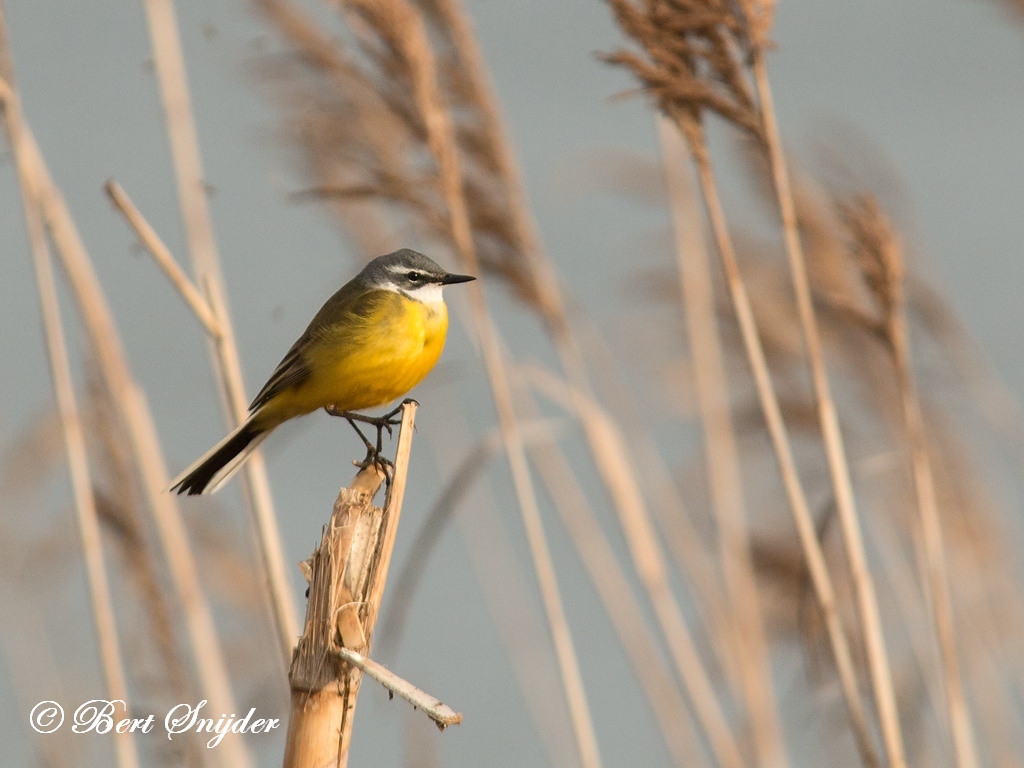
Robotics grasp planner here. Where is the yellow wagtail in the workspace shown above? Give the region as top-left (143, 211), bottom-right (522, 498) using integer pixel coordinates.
top-left (170, 249), bottom-right (474, 495)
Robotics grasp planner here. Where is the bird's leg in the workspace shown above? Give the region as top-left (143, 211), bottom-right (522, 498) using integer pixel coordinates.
top-left (343, 416), bottom-right (376, 456)
top-left (326, 399), bottom-right (416, 447)
top-left (324, 400), bottom-right (417, 477)
top-left (345, 416), bottom-right (391, 475)
top-left (379, 398), bottom-right (417, 426)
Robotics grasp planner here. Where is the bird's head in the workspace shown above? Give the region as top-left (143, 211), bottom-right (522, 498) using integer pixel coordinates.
top-left (363, 249), bottom-right (475, 303)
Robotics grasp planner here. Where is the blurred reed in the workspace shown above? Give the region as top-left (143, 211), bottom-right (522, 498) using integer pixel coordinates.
top-left (0, 23), bottom-right (138, 767)
top-left (140, 0), bottom-right (298, 667)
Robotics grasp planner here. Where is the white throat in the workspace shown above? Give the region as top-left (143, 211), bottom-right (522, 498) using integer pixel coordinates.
top-left (385, 281), bottom-right (445, 305)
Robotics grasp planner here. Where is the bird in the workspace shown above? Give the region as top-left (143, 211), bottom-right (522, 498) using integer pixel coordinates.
top-left (170, 248), bottom-right (475, 495)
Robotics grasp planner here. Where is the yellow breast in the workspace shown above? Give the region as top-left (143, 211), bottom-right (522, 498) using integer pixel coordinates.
top-left (272, 292), bottom-right (449, 419)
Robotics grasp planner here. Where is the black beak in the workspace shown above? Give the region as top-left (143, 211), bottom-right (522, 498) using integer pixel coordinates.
top-left (440, 272), bottom-right (476, 285)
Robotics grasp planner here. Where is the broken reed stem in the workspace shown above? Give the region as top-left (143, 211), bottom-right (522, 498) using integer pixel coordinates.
top-left (658, 114), bottom-right (787, 768)
top-left (283, 404), bottom-right (458, 768)
top-left (677, 110), bottom-right (880, 768)
top-left (750, 53), bottom-right (906, 768)
top-left (334, 647), bottom-right (462, 728)
top-left (375, 2), bottom-right (603, 765)
top-left (141, 0), bottom-right (298, 664)
top-left (103, 180), bottom-right (221, 338)
top-left (882, 241), bottom-right (979, 768)
top-left (6, 103), bottom-right (252, 768)
top-left (0, 48), bottom-right (139, 768)
top-left (284, 465), bottom-right (385, 768)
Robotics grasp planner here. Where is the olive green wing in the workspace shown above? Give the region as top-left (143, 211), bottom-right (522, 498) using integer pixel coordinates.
top-left (248, 281), bottom-right (389, 413)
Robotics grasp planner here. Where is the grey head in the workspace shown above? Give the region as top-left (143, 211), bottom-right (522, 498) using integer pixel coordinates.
top-left (356, 249), bottom-right (475, 302)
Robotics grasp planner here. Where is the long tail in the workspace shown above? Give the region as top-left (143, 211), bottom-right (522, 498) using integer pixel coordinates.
top-left (170, 415), bottom-right (270, 495)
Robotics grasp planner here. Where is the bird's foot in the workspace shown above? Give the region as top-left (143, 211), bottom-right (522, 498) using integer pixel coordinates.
top-left (325, 399), bottom-right (417, 480)
top-left (354, 448), bottom-right (395, 482)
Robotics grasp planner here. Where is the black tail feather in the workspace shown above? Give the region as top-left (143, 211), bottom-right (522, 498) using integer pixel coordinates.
top-left (171, 422), bottom-right (261, 496)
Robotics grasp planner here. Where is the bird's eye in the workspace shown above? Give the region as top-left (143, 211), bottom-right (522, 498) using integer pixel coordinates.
top-left (407, 271), bottom-right (422, 281)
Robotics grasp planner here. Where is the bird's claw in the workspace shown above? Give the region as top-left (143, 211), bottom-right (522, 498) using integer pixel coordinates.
top-left (329, 399), bottom-right (416, 483)
top-left (353, 449), bottom-right (395, 481)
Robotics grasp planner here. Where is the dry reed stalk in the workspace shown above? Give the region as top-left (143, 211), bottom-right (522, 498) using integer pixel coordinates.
top-left (379, 418), bottom-right (562, 652)
top-left (338, 2), bottom-right (603, 765)
top-left (525, 353), bottom-right (745, 761)
top-left (787, 171), bottom-right (1024, 763)
top-left (422, 409), bottom-right (582, 768)
top-left (523, 364), bottom-right (746, 768)
top-left (5, 101), bottom-right (252, 768)
top-left (929, 433), bottom-right (1024, 751)
top-left (940, 505), bottom-right (1024, 763)
top-left (507, 376), bottom-right (707, 768)
top-left (251, 7), bottom-right (594, 752)
top-left (419, 0), bottom-right (635, 455)
top-left (750, 53), bottom-right (907, 768)
top-left (0, 526), bottom-right (81, 768)
top-left (842, 198), bottom-right (979, 768)
top-left (659, 113), bottom-right (785, 768)
top-left (569, 307), bottom-right (740, 691)
top-left (863, 496), bottom-right (948, 740)
top-left (0, 36), bottom-right (138, 768)
top-left (104, 180), bottom-right (222, 338)
top-left (335, 646), bottom-right (461, 728)
top-left (87, 371), bottom-right (194, 731)
top-left (467, 296), bottom-right (740, 763)
top-left (417, 0), bottom-right (564, 327)
top-left (605, 5), bottom-right (887, 764)
top-left (523, 350), bottom-right (746, 768)
top-left (682, 115), bottom-right (877, 766)
top-left (952, 552), bottom-right (1024, 760)
top-left (259, 18), bottom-right (723, 758)
top-left (283, 465), bottom-right (384, 768)
top-left (283, 404), bottom-right (460, 768)
top-left (141, 0), bottom-right (298, 664)
top-left (417, 14), bottom-right (735, 741)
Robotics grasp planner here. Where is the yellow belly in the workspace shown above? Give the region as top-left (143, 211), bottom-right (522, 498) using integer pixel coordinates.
top-left (259, 296), bottom-right (448, 424)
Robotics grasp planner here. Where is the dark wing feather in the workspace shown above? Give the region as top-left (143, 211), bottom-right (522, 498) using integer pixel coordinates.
top-left (247, 277), bottom-right (388, 413)
top-left (248, 339), bottom-right (311, 412)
